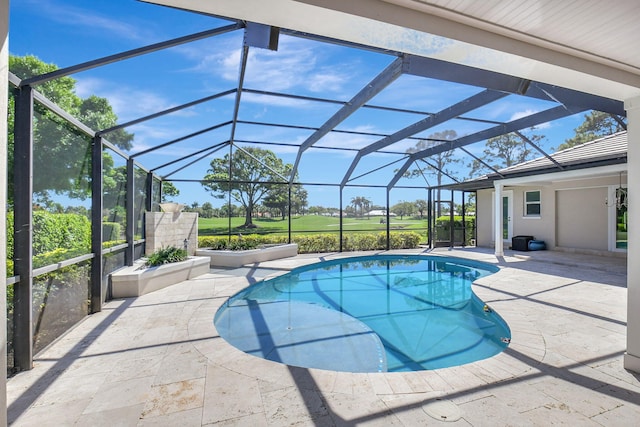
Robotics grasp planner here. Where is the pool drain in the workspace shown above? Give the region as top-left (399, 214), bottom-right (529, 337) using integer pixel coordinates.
top-left (422, 399), bottom-right (462, 422)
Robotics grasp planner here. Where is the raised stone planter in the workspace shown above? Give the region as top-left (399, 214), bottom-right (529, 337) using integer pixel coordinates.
top-left (110, 256), bottom-right (210, 298)
top-left (196, 243), bottom-right (298, 268)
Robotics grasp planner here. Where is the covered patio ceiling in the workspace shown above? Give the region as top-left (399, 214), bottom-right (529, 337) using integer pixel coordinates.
top-left (16, 2), bottom-right (629, 195)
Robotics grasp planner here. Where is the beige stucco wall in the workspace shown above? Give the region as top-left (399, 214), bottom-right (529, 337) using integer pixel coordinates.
top-left (145, 212), bottom-right (199, 255)
top-left (476, 189), bottom-right (494, 246)
top-left (556, 187), bottom-right (609, 250)
top-left (475, 174), bottom-right (625, 253)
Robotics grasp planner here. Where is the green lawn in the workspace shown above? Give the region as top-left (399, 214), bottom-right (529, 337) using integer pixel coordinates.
top-left (198, 215), bottom-right (428, 236)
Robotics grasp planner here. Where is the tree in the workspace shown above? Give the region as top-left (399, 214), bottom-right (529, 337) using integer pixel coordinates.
top-left (392, 201), bottom-right (414, 220)
top-left (350, 196), bottom-right (371, 218)
top-left (292, 187), bottom-right (308, 215)
top-left (308, 205), bottom-right (326, 216)
top-left (414, 199), bottom-right (428, 218)
top-left (201, 202), bottom-right (215, 218)
top-left (161, 182), bottom-right (180, 202)
top-left (557, 111), bottom-right (626, 151)
top-left (404, 130), bottom-right (461, 217)
top-left (9, 55), bottom-right (134, 206)
top-left (262, 165), bottom-right (308, 220)
top-left (469, 129), bottom-right (544, 177)
top-left (202, 147), bottom-right (290, 228)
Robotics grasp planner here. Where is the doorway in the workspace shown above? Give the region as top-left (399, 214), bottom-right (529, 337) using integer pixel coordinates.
top-left (493, 190), bottom-right (513, 244)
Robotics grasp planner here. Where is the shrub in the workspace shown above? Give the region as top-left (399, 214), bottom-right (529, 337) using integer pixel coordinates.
top-left (103, 222), bottom-right (121, 242)
top-left (295, 234), bottom-right (340, 253)
top-left (435, 215), bottom-right (475, 243)
top-left (146, 246), bottom-right (188, 267)
top-left (6, 211), bottom-right (92, 276)
top-left (32, 211), bottom-right (91, 255)
top-left (197, 231), bottom-right (421, 254)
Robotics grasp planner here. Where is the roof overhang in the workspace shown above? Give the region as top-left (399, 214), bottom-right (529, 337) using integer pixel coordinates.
top-left (446, 160), bottom-right (628, 192)
top-left (143, 0), bottom-right (640, 101)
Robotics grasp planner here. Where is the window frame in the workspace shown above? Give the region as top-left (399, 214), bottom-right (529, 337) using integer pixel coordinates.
top-left (524, 190), bottom-right (541, 217)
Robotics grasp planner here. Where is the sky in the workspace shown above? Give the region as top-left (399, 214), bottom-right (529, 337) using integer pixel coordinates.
top-left (8, 0), bottom-right (589, 210)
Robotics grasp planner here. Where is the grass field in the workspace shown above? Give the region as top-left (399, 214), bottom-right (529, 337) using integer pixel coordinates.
top-left (198, 215), bottom-right (429, 237)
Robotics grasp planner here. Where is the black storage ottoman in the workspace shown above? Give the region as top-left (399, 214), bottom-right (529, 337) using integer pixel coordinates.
top-left (512, 235), bottom-right (534, 251)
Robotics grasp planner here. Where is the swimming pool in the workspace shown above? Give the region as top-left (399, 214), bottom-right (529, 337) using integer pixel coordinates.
top-left (214, 254), bottom-right (510, 372)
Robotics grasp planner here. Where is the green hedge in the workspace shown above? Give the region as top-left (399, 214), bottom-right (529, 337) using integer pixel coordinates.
top-left (198, 231), bottom-right (421, 253)
top-left (31, 211), bottom-right (91, 255)
top-left (434, 215), bottom-right (475, 243)
top-left (7, 211), bottom-right (92, 276)
top-left (103, 222), bottom-right (121, 242)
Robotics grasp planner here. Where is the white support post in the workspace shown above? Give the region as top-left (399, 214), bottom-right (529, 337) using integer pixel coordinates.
top-left (494, 181), bottom-right (504, 256)
top-left (624, 95), bottom-right (640, 373)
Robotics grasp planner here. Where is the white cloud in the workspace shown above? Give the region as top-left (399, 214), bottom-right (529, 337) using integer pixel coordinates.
top-left (509, 109), bottom-right (538, 121)
top-left (25, 0), bottom-right (154, 43)
top-left (313, 125), bottom-right (380, 151)
top-left (241, 92), bottom-right (311, 109)
top-left (75, 77), bottom-right (182, 122)
top-left (182, 36), bottom-right (352, 96)
top-left (510, 109), bottom-right (551, 129)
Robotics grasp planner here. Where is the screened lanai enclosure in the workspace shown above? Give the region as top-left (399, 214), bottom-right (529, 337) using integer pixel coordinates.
top-left (6, 7), bottom-right (625, 375)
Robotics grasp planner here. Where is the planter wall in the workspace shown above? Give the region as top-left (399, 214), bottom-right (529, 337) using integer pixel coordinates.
top-left (145, 211), bottom-right (198, 255)
top-left (110, 256), bottom-right (210, 298)
top-left (196, 243), bottom-right (298, 268)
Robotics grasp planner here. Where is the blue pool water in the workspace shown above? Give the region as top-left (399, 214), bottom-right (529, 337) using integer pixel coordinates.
top-left (214, 255), bottom-right (510, 372)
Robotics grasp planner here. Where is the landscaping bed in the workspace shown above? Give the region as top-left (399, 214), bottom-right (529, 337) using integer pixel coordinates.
top-left (110, 256), bottom-right (210, 298)
top-left (196, 243), bottom-right (299, 268)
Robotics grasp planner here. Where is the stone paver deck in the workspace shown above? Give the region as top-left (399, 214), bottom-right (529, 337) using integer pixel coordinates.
top-left (7, 248), bottom-right (639, 426)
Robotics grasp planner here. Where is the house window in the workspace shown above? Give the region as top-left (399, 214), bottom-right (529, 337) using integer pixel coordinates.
top-left (524, 190), bottom-right (541, 216)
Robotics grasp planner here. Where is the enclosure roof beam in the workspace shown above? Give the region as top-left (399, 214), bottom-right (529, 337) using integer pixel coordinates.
top-left (238, 119), bottom-right (397, 138)
top-left (457, 146), bottom-right (504, 178)
top-left (98, 89), bottom-right (237, 136)
top-left (340, 89), bottom-right (509, 187)
top-left (289, 55), bottom-right (406, 183)
top-left (418, 158), bottom-right (460, 184)
top-left (229, 44), bottom-right (250, 145)
top-left (233, 139), bottom-right (407, 156)
top-left (405, 55), bottom-right (625, 116)
top-left (19, 24), bottom-right (242, 87)
top-left (163, 143), bottom-right (229, 179)
top-left (514, 130), bottom-right (564, 170)
top-left (150, 141), bottom-right (230, 172)
top-left (130, 120), bottom-right (232, 158)
top-left (362, 90), bottom-right (508, 157)
top-left (413, 105), bottom-right (585, 162)
top-left (242, 87), bottom-right (505, 125)
top-left (388, 104), bottom-right (586, 190)
top-left (405, 54), bottom-right (532, 95)
top-left (233, 144), bottom-right (289, 182)
top-left (345, 156), bottom-right (409, 185)
top-left (610, 114), bottom-right (628, 130)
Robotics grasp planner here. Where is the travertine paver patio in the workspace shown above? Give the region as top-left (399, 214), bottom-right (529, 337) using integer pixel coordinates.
top-left (7, 247), bottom-right (640, 426)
